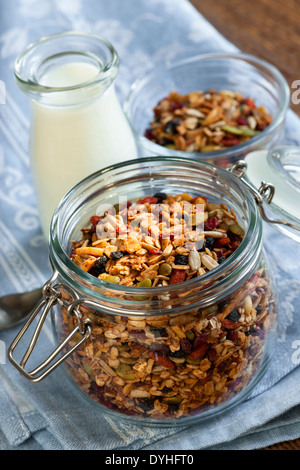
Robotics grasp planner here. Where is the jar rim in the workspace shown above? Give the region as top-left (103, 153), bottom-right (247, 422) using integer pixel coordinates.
top-left (49, 156), bottom-right (262, 314)
top-left (14, 31), bottom-right (119, 96)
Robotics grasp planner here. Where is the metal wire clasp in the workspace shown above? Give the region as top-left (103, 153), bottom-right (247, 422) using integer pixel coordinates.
top-left (7, 271), bottom-right (92, 383)
top-left (228, 160), bottom-right (300, 233)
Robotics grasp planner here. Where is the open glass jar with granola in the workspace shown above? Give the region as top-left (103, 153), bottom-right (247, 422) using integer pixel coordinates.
top-left (8, 156), bottom-right (288, 426)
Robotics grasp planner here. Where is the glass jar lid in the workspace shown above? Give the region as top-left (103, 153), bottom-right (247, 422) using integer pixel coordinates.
top-left (235, 146), bottom-right (300, 242)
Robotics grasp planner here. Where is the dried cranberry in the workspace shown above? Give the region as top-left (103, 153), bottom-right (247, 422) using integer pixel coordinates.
top-left (90, 215), bottom-right (101, 226)
top-left (228, 331), bottom-right (238, 343)
top-left (170, 269), bottom-right (186, 284)
top-left (236, 117), bottom-right (248, 126)
top-left (214, 237), bottom-right (230, 247)
top-left (149, 351), bottom-right (175, 369)
top-left (149, 248), bottom-right (162, 255)
top-left (204, 216), bottom-right (218, 231)
top-left (221, 138), bottom-right (241, 147)
top-left (188, 341), bottom-right (209, 361)
top-left (207, 348), bottom-right (217, 363)
top-left (222, 319), bottom-right (240, 330)
top-left (139, 196), bottom-right (158, 205)
top-left (144, 128), bottom-right (155, 141)
top-left (170, 102), bottom-right (183, 111)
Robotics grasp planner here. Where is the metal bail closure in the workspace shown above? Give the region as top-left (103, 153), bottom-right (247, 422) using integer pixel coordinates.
top-left (228, 158), bottom-right (300, 238)
top-left (7, 271), bottom-right (92, 383)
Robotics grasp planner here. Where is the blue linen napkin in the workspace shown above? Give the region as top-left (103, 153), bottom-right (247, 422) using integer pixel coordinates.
top-left (0, 0), bottom-right (300, 450)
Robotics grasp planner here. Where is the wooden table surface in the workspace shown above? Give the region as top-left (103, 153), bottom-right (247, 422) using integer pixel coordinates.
top-left (190, 0), bottom-right (300, 451)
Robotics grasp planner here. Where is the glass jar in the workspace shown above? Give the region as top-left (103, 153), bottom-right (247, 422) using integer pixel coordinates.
top-left (8, 156), bottom-right (284, 426)
top-left (124, 53), bottom-right (290, 168)
top-left (14, 32), bottom-right (137, 237)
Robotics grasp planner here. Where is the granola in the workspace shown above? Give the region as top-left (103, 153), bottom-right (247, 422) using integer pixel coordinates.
top-left (70, 192), bottom-right (245, 286)
top-left (144, 90), bottom-right (273, 152)
top-left (60, 192), bottom-right (276, 420)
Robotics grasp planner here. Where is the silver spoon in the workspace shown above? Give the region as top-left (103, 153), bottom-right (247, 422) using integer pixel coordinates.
top-left (0, 288), bottom-right (43, 330)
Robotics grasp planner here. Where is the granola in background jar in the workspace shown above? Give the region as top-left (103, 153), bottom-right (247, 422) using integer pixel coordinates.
top-left (144, 90), bottom-right (272, 153)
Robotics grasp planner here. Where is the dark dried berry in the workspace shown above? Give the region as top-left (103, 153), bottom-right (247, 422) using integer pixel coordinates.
top-left (144, 128), bottom-right (155, 141)
top-left (245, 325), bottom-right (256, 336)
top-left (150, 327), bottom-right (166, 337)
top-left (110, 251), bottom-right (124, 260)
top-left (226, 309), bottom-right (241, 322)
top-left (154, 192), bottom-right (167, 203)
top-left (149, 343), bottom-right (169, 355)
top-left (204, 216), bottom-right (218, 231)
top-left (218, 256), bottom-right (226, 264)
top-left (205, 237), bottom-right (215, 251)
top-left (137, 397), bottom-right (155, 411)
top-left (159, 137), bottom-right (173, 146)
top-left (180, 338), bottom-right (192, 354)
top-left (256, 304), bottom-right (263, 313)
top-left (174, 255), bottom-right (189, 265)
top-left (164, 118), bottom-right (181, 134)
top-left (169, 347), bottom-right (185, 358)
top-left (93, 255), bottom-right (108, 275)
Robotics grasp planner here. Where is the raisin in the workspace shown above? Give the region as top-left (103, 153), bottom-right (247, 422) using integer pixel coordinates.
top-left (138, 397), bottom-right (155, 411)
top-left (205, 237), bottom-right (215, 251)
top-left (150, 327), bottom-right (166, 337)
top-left (218, 256), bottom-right (226, 264)
top-left (169, 347), bottom-right (185, 358)
top-left (256, 304), bottom-right (263, 313)
top-left (174, 255), bottom-right (189, 265)
top-left (245, 325), bottom-right (256, 336)
top-left (110, 251), bottom-right (124, 260)
top-left (154, 192), bottom-right (167, 202)
top-left (164, 118), bottom-right (181, 134)
top-left (93, 255), bottom-right (108, 275)
top-left (180, 338), bottom-right (192, 354)
top-left (227, 309), bottom-right (241, 322)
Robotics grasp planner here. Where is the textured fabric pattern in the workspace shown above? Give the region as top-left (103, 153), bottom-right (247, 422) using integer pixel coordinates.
top-left (0, 0), bottom-right (300, 450)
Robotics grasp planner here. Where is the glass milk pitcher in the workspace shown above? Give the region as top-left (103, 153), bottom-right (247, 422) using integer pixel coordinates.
top-left (14, 32), bottom-right (137, 237)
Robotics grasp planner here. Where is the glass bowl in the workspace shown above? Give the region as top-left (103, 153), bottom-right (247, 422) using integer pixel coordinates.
top-left (124, 53), bottom-right (290, 167)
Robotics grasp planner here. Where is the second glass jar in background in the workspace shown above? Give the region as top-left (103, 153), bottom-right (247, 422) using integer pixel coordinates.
top-left (124, 53), bottom-right (290, 167)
